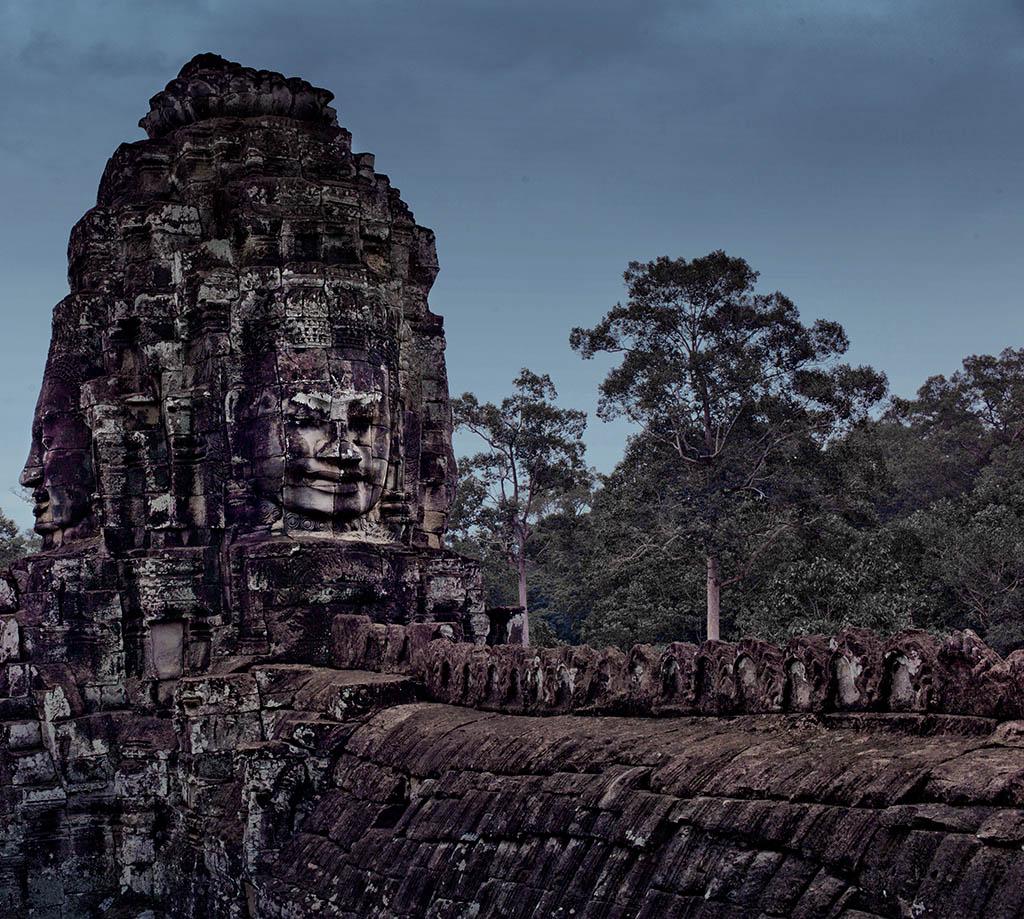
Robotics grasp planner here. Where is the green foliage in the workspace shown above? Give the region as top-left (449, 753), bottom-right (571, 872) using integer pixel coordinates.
top-left (530, 452), bottom-right (708, 649)
top-left (833, 420), bottom-right (966, 521)
top-left (450, 265), bottom-right (1024, 655)
top-left (731, 519), bottom-right (921, 643)
top-left (895, 443), bottom-right (1024, 651)
top-left (570, 252), bottom-right (886, 454)
top-left (445, 533), bottom-right (519, 608)
top-left (570, 251), bottom-right (887, 637)
top-left (452, 369), bottom-right (591, 643)
top-left (888, 347), bottom-right (1024, 505)
top-left (0, 508), bottom-right (39, 570)
top-left (891, 347), bottom-right (1024, 454)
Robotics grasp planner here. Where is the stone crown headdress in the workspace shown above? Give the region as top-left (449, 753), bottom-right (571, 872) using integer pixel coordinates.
top-left (139, 53), bottom-right (339, 139)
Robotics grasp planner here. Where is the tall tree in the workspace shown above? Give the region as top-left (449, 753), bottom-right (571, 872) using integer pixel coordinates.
top-left (452, 369), bottom-right (589, 646)
top-left (571, 251), bottom-right (886, 640)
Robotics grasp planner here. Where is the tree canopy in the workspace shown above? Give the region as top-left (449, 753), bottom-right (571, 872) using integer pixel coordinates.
top-left (449, 257), bottom-right (1024, 656)
top-left (570, 251), bottom-right (887, 639)
top-left (0, 508), bottom-right (38, 570)
top-left (452, 369), bottom-right (590, 646)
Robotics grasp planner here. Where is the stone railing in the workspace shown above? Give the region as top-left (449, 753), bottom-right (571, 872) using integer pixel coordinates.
top-left (331, 615), bottom-right (1024, 722)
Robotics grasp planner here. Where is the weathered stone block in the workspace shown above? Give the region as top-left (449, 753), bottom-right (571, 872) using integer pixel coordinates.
top-left (148, 621), bottom-right (185, 680)
top-left (2, 720), bottom-right (41, 751)
top-left (829, 627), bottom-right (884, 711)
top-left (11, 750), bottom-right (58, 786)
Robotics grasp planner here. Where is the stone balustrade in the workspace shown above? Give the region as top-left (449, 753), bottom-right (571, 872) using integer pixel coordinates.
top-left (331, 614), bottom-right (1024, 722)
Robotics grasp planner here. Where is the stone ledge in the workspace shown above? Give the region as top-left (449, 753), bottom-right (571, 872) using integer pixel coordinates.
top-left (331, 615), bottom-right (1024, 722)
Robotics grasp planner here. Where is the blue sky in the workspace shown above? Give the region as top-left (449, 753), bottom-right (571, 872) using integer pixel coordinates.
top-left (2, 0), bottom-right (1023, 529)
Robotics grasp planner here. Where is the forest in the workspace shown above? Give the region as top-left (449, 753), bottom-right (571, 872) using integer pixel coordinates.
top-left (451, 251), bottom-right (1024, 654)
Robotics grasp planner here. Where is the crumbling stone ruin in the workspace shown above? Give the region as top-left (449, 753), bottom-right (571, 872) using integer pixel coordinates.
top-left (1, 55), bottom-right (1023, 918)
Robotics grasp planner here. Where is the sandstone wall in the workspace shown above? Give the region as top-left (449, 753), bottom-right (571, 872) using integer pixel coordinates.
top-left (256, 702), bottom-right (1024, 918)
top-left (149, 616), bottom-right (1024, 918)
top-left (3, 602), bottom-right (1024, 917)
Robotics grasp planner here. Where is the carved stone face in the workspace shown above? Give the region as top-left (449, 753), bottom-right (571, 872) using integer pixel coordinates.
top-left (19, 375), bottom-right (94, 546)
top-left (241, 356), bottom-right (392, 527)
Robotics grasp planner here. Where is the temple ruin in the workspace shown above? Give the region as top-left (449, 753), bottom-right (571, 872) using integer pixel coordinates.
top-left (0, 54), bottom-right (1022, 918)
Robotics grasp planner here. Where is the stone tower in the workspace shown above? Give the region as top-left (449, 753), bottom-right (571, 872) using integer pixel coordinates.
top-left (25, 52), bottom-right (457, 551)
top-left (16, 54), bottom-right (489, 704)
top-left (0, 53), bottom-right (490, 915)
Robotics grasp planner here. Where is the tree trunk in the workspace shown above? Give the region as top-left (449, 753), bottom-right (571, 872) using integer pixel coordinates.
top-left (701, 403), bottom-right (719, 642)
top-left (706, 553), bottom-right (720, 641)
top-left (517, 556), bottom-right (530, 647)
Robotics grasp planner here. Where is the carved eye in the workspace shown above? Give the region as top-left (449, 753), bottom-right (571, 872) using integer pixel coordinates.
top-left (41, 436), bottom-right (54, 451)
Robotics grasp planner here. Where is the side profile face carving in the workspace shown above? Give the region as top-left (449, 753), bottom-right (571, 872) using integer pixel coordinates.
top-left (238, 353), bottom-right (393, 531)
top-left (19, 374), bottom-right (94, 547)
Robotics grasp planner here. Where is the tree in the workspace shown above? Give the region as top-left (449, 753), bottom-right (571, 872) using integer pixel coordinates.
top-left (858, 347), bottom-right (1024, 650)
top-left (834, 418), bottom-right (967, 522)
top-left (731, 516), bottom-right (921, 643)
top-left (892, 347), bottom-right (1024, 451)
top-left (559, 435), bottom-right (709, 648)
top-left (0, 507), bottom-right (39, 570)
top-left (894, 440), bottom-right (1024, 652)
top-left (452, 369), bottom-right (590, 646)
top-left (518, 480), bottom-right (595, 645)
top-left (571, 251), bottom-right (887, 640)
top-left (889, 347), bottom-right (1024, 498)
top-left (446, 474), bottom-right (519, 608)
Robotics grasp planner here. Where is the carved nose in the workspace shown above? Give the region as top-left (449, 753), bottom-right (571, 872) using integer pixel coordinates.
top-left (19, 464), bottom-right (42, 488)
top-left (323, 440), bottom-right (360, 464)
top-left (315, 425), bottom-right (359, 461)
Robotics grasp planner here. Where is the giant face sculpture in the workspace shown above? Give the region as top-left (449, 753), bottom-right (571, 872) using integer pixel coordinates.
top-left (19, 373), bottom-right (95, 548)
top-left (237, 350), bottom-right (394, 533)
top-left (279, 366), bottom-right (392, 520)
top-left (20, 56), bottom-right (458, 551)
